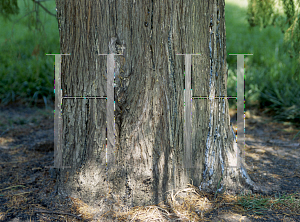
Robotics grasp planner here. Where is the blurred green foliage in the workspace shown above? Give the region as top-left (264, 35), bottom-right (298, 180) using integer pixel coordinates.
top-left (0, 0), bottom-right (19, 22)
top-left (0, 0), bottom-right (59, 108)
top-left (0, 0), bottom-right (299, 125)
top-left (247, 0), bottom-right (300, 65)
top-left (226, 1), bottom-right (300, 125)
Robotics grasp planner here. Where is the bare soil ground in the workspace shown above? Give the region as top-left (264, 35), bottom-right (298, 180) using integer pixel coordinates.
top-left (0, 102), bottom-right (299, 221)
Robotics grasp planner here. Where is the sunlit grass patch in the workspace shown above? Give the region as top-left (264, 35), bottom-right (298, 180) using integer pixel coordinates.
top-left (236, 192), bottom-right (300, 215)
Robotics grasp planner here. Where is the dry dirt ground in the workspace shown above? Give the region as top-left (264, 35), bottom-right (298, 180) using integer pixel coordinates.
top-left (0, 103), bottom-right (299, 222)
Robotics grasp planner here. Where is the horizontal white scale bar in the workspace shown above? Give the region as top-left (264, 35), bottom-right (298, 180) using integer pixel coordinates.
top-left (62, 97), bottom-right (107, 99)
top-left (192, 97), bottom-right (237, 99)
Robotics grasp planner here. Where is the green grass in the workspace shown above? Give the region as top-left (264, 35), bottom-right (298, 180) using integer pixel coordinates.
top-left (236, 192), bottom-right (300, 215)
top-left (237, 193), bottom-right (270, 215)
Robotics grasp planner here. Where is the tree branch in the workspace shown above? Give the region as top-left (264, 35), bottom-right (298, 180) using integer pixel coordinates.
top-left (34, 208), bottom-right (82, 220)
top-left (33, 0), bottom-right (56, 17)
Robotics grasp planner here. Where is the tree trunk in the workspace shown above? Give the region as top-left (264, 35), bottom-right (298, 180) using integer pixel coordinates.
top-left (55, 0), bottom-right (260, 219)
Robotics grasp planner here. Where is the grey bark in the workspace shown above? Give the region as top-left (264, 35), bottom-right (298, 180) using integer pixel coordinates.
top-left (55, 0), bottom-right (262, 219)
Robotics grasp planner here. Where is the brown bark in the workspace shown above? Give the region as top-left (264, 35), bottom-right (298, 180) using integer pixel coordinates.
top-left (55, 0), bottom-right (260, 219)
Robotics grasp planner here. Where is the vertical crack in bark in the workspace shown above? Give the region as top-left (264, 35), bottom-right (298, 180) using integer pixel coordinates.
top-left (150, 0), bottom-right (155, 71)
top-left (167, 0), bottom-right (176, 151)
top-left (201, 14), bottom-right (215, 191)
top-left (83, 100), bottom-right (89, 163)
top-left (150, 0), bottom-right (154, 30)
top-left (218, 141), bottom-right (225, 192)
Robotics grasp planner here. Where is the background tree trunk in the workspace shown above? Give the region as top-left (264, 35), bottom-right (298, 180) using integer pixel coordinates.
top-left (55, 0), bottom-right (259, 219)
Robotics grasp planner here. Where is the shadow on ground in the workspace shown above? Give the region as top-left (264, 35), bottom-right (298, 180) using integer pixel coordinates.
top-left (0, 104), bottom-right (299, 221)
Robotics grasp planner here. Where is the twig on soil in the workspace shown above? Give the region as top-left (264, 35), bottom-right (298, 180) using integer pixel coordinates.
top-left (34, 208), bottom-right (82, 220)
top-left (0, 185), bottom-right (27, 192)
top-left (292, 131), bottom-right (300, 140)
top-left (13, 191), bottom-right (32, 196)
top-left (0, 127), bottom-right (12, 136)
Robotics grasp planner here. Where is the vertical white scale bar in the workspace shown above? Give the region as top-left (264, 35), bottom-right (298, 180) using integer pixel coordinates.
top-left (176, 53), bottom-right (201, 170)
top-left (54, 55), bottom-right (62, 168)
top-left (237, 55), bottom-right (245, 168)
top-left (229, 54), bottom-right (252, 168)
top-left (107, 54), bottom-right (115, 169)
top-left (46, 53), bottom-right (70, 170)
top-left (184, 54), bottom-right (192, 169)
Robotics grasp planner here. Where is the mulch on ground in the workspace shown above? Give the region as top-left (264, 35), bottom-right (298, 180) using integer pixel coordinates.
top-left (0, 104), bottom-right (299, 221)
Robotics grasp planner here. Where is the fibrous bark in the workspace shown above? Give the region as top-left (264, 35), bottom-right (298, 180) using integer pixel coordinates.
top-left (55, 0), bottom-right (263, 219)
